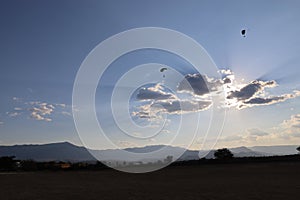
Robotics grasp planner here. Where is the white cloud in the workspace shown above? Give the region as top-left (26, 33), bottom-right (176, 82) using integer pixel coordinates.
top-left (218, 69), bottom-right (233, 75)
top-left (132, 99), bottom-right (212, 120)
top-left (132, 80), bottom-right (214, 122)
top-left (247, 128), bottom-right (269, 136)
top-left (136, 83), bottom-right (177, 101)
top-left (218, 134), bottom-right (245, 142)
top-left (56, 103), bottom-right (66, 108)
top-left (61, 111), bottom-right (72, 116)
top-left (6, 112), bottom-right (21, 118)
top-left (118, 140), bottom-right (137, 148)
top-left (280, 114), bottom-right (300, 134)
top-left (216, 129), bottom-right (271, 147)
top-left (12, 97), bottom-right (22, 101)
top-left (9, 98), bottom-right (72, 122)
top-left (215, 114), bottom-right (300, 147)
top-left (29, 102), bottom-right (55, 122)
top-left (226, 80), bottom-right (300, 109)
top-left (0, 121), bottom-right (4, 125)
top-left (30, 112), bottom-right (52, 122)
top-left (241, 91), bottom-right (300, 109)
top-left (160, 129), bottom-right (171, 134)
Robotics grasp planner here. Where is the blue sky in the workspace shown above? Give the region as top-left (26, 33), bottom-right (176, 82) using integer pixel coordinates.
top-left (1, 0), bottom-right (300, 150)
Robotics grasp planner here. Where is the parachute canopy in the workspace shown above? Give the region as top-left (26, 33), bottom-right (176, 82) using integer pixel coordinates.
top-left (160, 67), bottom-right (167, 72)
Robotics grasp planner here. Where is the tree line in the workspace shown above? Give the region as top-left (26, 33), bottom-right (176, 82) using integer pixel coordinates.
top-left (0, 156), bottom-right (108, 171)
top-left (1, 147), bottom-right (299, 171)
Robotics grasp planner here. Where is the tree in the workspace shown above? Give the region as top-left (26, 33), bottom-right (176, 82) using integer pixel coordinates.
top-left (297, 146), bottom-right (300, 153)
top-left (0, 156), bottom-right (17, 171)
top-left (214, 148), bottom-right (234, 160)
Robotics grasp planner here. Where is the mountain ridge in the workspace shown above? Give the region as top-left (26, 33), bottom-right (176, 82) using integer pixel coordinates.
top-left (0, 142), bottom-right (298, 162)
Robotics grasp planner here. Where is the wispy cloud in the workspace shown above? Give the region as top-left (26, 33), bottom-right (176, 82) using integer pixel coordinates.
top-left (30, 112), bottom-right (52, 122)
top-left (136, 83), bottom-right (177, 101)
top-left (132, 99), bottom-right (212, 120)
top-left (29, 102), bottom-right (54, 122)
top-left (6, 112), bottom-right (22, 118)
top-left (118, 140), bottom-right (138, 148)
top-left (280, 114), bottom-right (300, 134)
top-left (8, 98), bottom-right (72, 122)
top-left (61, 111), bottom-right (72, 117)
top-left (12, 97), bottom-right (22, 101)
top-left (218, 128), bottom-right (271, 144)
top-left (56, 103), bottom-right (66, 108)
top-left (214, 114), bottom-right (300, 147)
top-left (247, 128), bottom-right (269, 136)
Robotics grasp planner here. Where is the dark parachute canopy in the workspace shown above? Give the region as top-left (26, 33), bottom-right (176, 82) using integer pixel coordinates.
top-left (160, 67), bottom-right (168, 72)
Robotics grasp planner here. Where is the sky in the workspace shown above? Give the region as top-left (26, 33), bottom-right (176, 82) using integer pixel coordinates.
top-left (1, 0), bottom-right (300, 150)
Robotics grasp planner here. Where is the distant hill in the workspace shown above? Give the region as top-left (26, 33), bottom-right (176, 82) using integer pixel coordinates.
top-left (0, 142), bottom-right (95, 162)
top-left (230, 146), bottom-right (273, 157)
top-left (249, 145), bottom-right (299, 156)
top-left (199, 146), bottom-right (272, 159)
top-left (0, 142), bottom-right (298, 162)
top-left (92, 145), bottom-right (197, 162)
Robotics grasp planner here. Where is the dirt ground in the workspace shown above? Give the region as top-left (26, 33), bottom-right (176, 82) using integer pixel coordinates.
top-left (1, 162), bottom-right (300, 200)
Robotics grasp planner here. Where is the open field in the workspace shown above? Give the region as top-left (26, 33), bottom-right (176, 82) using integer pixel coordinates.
top-left (1, 162), bottom-right (300, 200)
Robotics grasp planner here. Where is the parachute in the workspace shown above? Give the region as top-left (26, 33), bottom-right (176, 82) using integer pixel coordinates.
top-left (160, 67), bottom-right (167, 72)
top-left (160, 67), bottom-right (167, 78)
top-left (241, 29), bottom-right (246, 37)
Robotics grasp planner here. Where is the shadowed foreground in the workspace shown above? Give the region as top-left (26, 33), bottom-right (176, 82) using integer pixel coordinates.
top-left (1, 162), bottom-right (300, 200)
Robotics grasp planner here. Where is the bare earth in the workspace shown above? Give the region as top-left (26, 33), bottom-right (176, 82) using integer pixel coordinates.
top-left (1, 162), bottom-right (300, 200)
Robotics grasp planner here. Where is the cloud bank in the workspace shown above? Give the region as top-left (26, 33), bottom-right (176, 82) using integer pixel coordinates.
top-left (136, 84), bottom-right (177, 101)
top-left (8, 98), bottom-right (71, 122)
top-left (215, 113), bottom-right (300, 147)
top-left (132, 83), bottom-right (213, 120)
top-left (176, 70), bottom-right (299, 110)
top-left (132, 99), bottom-right (212, 119)
top-left (132, 69), bottom-right (300, 121)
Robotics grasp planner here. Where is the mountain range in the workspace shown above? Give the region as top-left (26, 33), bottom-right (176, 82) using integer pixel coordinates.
top-left (0, 142), bottom-right (298, 162)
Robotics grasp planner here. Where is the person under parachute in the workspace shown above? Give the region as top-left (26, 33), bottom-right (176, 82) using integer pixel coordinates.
top-left (241, 29), bottom-right (246, 37)
top-left (160, 67), bottom-right (167, 78)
